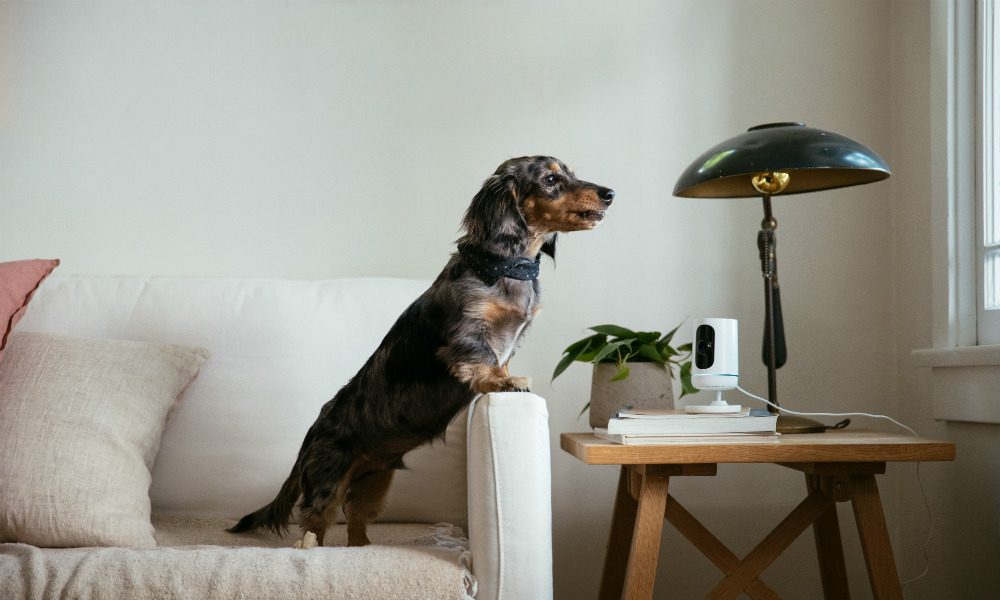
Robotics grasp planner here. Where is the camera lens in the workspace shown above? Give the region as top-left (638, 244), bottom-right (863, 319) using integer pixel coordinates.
top-left (695, 324), bottom-right (716, 369)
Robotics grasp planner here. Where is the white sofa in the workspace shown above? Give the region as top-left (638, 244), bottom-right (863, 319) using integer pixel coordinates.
top-left (0, 275), bottom-right (553, 600)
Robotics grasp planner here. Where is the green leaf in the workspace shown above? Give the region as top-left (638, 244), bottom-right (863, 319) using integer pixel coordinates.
top-left (592, 340), bottom-right (631, 365)
top-left (552, 351), bottom-right (579, 381)
top-left (562, 333), bottom-right (606, 364)
top-left (657, 342), bottom-right (679, 358)
top-left (678, 361), bottom-right (698, 397)
top-left (609, 365), bottom-right (630, 381)
top-left (552, 338), bottom-right (595, 381)
top-left (658, 320), bottom-right (685, 346)
top-left (561, 336), bottom-right (593, 356)
top-left (616, 346), bottom-right (649, 367)
top-left (636, 331), bottom-right (661, 344)
top-left (637, 343), bottom-right (664, 363)
top-left (590, 324), bottom-right (638, 338)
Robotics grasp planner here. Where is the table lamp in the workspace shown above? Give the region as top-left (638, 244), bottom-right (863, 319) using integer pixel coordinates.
top-left (672, 122), bottom-right (890, 433)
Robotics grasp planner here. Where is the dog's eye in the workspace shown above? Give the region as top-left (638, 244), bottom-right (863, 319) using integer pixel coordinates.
top-left (543, 174), bottom-right (558, 186)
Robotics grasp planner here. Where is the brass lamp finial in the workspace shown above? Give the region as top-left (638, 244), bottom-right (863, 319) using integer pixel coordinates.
top-left (751, 171), bottom-right (791, 195)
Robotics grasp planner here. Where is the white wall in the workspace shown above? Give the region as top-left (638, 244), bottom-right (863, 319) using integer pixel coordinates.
top-left (3, 1), bottom-right (955, 598)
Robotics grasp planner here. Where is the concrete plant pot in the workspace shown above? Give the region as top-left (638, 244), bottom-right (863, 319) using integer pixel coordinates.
top-left (588, 362), bottom-right (674, 429)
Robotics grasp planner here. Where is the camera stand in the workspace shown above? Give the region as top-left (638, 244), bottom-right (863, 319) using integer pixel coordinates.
top-left (685, 390), bottom-right (742, 414)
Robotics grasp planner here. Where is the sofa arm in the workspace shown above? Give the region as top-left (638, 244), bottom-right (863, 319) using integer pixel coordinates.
top-left (466, 392), bottom-right (553, 600)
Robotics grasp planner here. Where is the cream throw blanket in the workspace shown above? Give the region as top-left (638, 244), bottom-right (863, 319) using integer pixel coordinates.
top-left (0, 517), bottom-right (476, 600)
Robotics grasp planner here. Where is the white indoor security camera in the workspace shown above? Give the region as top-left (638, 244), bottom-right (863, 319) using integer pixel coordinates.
top-left (686, 317), bottom-right (742, 414)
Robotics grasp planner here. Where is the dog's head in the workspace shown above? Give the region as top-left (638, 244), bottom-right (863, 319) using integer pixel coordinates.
top-left (462, 156), bottom-right (614, 258)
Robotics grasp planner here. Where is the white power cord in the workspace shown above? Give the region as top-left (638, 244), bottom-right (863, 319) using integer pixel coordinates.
top-left (735, 385), bottom-right (918, 436)
top-left (732, 384), bottom-right (932, 586)
top-left (901, 461), bottom-right (933, 585)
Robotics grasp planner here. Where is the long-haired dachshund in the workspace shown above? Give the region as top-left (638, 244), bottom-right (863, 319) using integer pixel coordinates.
top-left (230, 156), bottom-right (614, 547)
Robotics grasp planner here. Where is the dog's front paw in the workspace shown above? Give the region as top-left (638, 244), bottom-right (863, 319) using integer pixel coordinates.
top-left (458, 364), bottom-right (533, 395)
top-left (496, 376), bottom-right (531, 393)
top-left (472, 376), bottom-right (531, 394)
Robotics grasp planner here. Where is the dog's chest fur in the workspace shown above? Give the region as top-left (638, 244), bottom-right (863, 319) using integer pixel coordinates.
top-left (473, 280), bottom-right (540, 367)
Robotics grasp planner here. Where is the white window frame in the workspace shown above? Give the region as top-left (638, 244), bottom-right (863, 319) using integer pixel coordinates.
top-left (979, 0), bottom-right (1000, 342)
top-left (914, 0), bottom-right (1000, 425)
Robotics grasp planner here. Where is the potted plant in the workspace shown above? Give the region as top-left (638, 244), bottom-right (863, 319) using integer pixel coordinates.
top-left (552, 322), bottom-right (696, 428)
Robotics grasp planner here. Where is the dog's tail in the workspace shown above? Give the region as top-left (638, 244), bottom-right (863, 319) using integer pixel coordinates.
top-left (228, 462), bottom-right (302, 536)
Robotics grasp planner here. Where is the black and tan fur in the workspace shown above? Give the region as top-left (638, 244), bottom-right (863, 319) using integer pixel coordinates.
top-left (229, 156), bottom-right (614, 547)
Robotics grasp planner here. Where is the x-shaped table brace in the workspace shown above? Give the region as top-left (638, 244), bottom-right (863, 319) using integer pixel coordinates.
top-left (599, 462), bottom-right (901, 600)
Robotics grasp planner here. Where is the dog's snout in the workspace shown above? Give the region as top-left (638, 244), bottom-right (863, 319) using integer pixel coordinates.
top-left (599, 187), bottom-right (615, 206)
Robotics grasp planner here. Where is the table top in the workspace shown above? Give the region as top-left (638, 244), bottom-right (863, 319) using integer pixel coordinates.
top-left (561, 429), bottom-right (956, 465)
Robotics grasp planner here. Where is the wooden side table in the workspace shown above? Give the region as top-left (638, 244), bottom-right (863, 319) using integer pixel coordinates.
top-left (561, 430), bottom-right (956, 600)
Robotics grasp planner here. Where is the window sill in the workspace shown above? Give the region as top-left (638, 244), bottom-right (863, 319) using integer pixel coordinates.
top-left (912, 346), bottom-right (1000, 424)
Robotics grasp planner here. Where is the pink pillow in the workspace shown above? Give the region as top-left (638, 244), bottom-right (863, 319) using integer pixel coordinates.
top-left (0, 259), bottom-right (60, 362)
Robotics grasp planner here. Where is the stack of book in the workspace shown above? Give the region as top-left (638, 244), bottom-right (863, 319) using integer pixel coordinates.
top-left (594, 406), bottom-right (779, 445)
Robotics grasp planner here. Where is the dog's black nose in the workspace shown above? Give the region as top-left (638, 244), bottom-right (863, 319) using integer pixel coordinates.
top-left (600, 188), bottom-right (615, 206)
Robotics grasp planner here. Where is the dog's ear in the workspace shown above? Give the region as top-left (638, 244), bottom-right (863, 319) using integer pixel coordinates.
top-left (462, 173), bottom-right (529, 255)
top-left (541, 233), bottom-right (557, 260)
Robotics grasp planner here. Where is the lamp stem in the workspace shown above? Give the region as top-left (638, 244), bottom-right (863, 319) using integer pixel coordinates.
top-left (757, 194), bottom-right (827, 434)
top-left (762, 192), bottom-right (775, 225)
top-left (758, 194), bottom-right (779, 411)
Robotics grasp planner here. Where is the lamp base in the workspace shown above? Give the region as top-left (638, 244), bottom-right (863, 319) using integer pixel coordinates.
top-left (775, 413), bottom-right (827, 434)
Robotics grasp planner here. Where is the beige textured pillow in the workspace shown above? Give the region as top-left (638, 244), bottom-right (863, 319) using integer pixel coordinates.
top-left (0, 332), bottom-right (209, 548)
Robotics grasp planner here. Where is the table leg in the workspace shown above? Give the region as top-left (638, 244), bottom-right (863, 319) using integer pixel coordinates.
top-left (806, 474), bottom-right (851, 599)
top-left (599, 469), bottom-right (639, 600)
top-left (850, 474), bottom-right (903, 600)
top-left (623, 469), bottom-right (671, 600)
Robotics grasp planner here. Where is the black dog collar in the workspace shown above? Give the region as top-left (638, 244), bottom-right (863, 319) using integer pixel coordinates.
top-left (458, 245), bottom-right (541, 287)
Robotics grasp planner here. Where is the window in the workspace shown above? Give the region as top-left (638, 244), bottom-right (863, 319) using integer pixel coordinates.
top-left (913, 0), bottom-right (1000, 425)
top-left (979, 0), bottom-right (1000, 343)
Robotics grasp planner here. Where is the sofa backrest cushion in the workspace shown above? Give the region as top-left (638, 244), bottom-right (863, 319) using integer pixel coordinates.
top-left (17, 276), bottom-right (468, 528)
